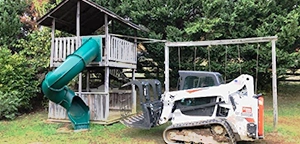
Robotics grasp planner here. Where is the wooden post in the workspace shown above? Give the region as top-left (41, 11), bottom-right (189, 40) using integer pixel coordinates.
top-left (50, 19), bottom-right (55, 67)
top-left (105, 14), bottom-right (110, 64)
top-left (86, 71), bottom-right (90, 92)
top-left (132, 37), bottom-right (137, 113)
top-left (131, 68), bottom-right (136, 113)
top-left (164, 44), bottom-right (169, 92)
top-left (76, 0), bottom-right (82, 96)
top-left (76, 1), bottom-right (80, 47)
top-left (272, 40), bottom-right (278, 129)
top-left (104, 14), bottom-right (110, 120)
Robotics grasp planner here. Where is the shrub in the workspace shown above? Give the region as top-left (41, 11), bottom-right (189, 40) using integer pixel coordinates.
top-left (0, 46), bottom-right (39, 119)
top-left (0, 91), bottom-right (21, 119)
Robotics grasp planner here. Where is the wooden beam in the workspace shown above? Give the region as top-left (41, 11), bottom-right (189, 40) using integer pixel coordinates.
top-left (104, 67), bottom-right (109, 120)
top-left (110, 33), bottom-right (166, 42)
top-left (76, 0), bottom-right (82, 96)
top-left (132, 36), bottom-right (137, 113)
top-left (104, 14), bottom-right (110, 120)
top-left (272, 40), bottom-right (278, 129)
top-left (86, 71), bottom-right (90, 92)
top-left (77, 92), bottom-right (108, 95)
top-left (105, 14), bottom-right (110, 62)
top-left (166, 36), bottom-right (278, 47)
top-left (131, 68), bottom-right (136, 113)
top-left (76, 0), bottom-right (80, 47)
top-left (50, 19), bottom-right (55, 67)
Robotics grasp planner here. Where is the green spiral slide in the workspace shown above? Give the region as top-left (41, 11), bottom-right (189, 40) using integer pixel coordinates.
top-left (41, 37), bottom-right (102, 130)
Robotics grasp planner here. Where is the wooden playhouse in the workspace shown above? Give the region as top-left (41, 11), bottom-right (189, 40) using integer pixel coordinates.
top-left (38, 0), bottom-right (149, 124)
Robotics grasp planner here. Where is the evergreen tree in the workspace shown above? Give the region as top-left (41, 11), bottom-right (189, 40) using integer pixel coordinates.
top-left (93, 0), bottom-right (300, 89)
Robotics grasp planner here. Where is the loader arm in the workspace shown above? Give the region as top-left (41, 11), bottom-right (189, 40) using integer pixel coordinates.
top-left (121, 80), bottom-right (163, 129)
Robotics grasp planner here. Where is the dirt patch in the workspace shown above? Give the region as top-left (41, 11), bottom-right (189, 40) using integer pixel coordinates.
top-left (57, 123), bottom-right (73, 133)
top-left (236, 132), bottom-right (287, 144)
top-left (279, 117), bottom-right (300, 127)
top-left (264, 132), bottom-right (289, 144)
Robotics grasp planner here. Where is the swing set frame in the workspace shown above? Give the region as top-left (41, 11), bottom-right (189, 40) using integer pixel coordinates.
top-left (164, 36), bottom-right (278, 129)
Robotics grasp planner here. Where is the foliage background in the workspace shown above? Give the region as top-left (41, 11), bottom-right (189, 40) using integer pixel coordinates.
top-left (93, 0), bottom-right (300, 89)
top-left (0, 0), bottom-right (53, 119)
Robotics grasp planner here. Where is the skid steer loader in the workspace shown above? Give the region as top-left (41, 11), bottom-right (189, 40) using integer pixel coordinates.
top-left (121, 71), bottom-right (264, 144)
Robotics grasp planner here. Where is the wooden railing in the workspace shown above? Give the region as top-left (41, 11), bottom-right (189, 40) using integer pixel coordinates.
top-left (110, 36), bottom-right (137, 64)
top-left (50, 35), bottom-right (136, 67)
top-left (52, 37), bottom-right (78, 62)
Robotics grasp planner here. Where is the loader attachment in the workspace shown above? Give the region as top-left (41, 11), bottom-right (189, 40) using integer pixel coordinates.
top-left (121, 80), bottom-right (163, 129)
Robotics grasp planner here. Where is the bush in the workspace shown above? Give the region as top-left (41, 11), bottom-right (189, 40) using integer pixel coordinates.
top-left (0, 91), bottom-right (21, 119)
top-left (0, 46), bottom-right (39, 119)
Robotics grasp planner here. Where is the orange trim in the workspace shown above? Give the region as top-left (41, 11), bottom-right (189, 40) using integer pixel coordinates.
top-left (245, 117), bottom-right (255, 123)
top-left (186, 89), bottom-right (201, 93)
top-left (258, 97), bottom-right (264, 136)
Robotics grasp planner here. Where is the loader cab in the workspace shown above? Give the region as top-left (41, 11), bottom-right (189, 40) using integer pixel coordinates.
top-left (177, 70), bottom-right (224, 90)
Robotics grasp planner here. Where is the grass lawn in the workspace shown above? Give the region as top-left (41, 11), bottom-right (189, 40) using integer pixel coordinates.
top-left (0, 82), bottom-right (300, 144)
top-left (263, 82), bottom-right (300, 144)
top-left (0, 111), bottom-right (168, 144)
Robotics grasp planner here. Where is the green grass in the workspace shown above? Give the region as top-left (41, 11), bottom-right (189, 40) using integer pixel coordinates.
top-left (0, 111), bottom-right (168, 144)
top-left (263, 82), bottom-right (300, 143)
top-left (1, 82), bottom-right (300, 144)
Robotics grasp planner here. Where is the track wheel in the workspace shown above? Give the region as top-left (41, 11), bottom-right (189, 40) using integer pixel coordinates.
top-left (212, 125), bottom-right (225, 135)
top-left (211, 125), bottom-right (229, 143)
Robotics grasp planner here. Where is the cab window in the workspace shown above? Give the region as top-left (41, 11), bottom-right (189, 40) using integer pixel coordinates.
top-left (183, 76), bottom-right (199, 90)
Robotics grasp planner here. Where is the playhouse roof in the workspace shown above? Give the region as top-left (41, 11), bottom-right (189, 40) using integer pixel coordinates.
top-left (37, 0), bottom-right (149, 35)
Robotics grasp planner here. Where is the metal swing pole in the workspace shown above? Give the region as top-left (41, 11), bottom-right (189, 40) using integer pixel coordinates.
top-left (255, 44), bottom-right (260, 94)
top-left (224, 46), bottom-right (228, 82)
top-left (271, 40), bottom-right (278, 129)
top-left (237, 45), bottom-right (242, 74)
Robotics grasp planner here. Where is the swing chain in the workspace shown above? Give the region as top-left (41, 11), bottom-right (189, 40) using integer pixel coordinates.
top-left (207, 45), bottom-right (211, 72)
top-left (255, 44), bottom-right (260, 94)
top-left (224, 46), bottom-right (228, 82)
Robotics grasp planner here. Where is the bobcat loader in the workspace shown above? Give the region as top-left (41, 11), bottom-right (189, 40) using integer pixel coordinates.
top-left (121, 73), bottom-right (264, 144)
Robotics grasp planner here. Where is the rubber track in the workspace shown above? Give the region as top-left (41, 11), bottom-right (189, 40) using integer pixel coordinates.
top-left (163, 118), bottom-right (236, 144)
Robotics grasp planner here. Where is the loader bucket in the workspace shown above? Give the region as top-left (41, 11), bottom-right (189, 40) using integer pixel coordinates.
top-left (120, 80), bottom-right (163, 129)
